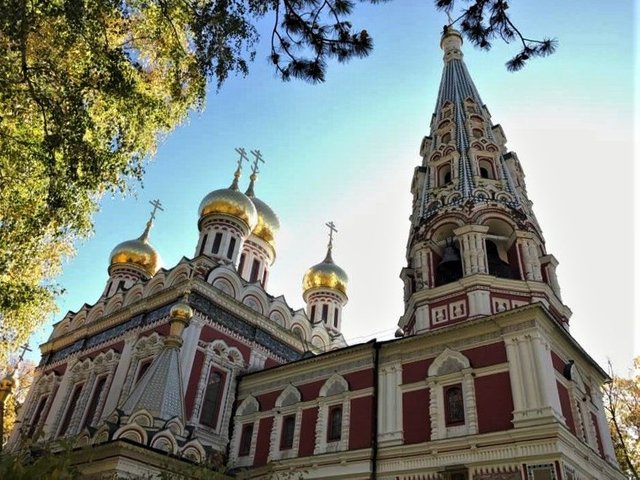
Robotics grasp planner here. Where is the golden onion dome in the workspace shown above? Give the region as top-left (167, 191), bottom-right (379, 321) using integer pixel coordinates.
top-left (109, 223), bottom-right (161, 276)
top-left (250, 197), bottom-right (280, 248)
top-left (0, 372), bottom-right (15, 398)
top-left (302, 248), bottom-right (348, 297)
top-left (198, 188), bottom-right (258, 231)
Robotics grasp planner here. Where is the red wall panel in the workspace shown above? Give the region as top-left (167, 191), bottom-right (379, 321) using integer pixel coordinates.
top-left (349, 396), bottom-right (373, 450)
top-left (185, 350), bottom-right (205, 418)
top-left (402, 389), bottom-right (430, 444)
top-left (463, 342), bottom-right (507, 368)
top-left (591, 412), bottom-right (604, 457)
top-left (551, 351), bottom-right (566, 374)
top-left (402, 359), bottom-right (433, 384)
top-left (254, 417), bottom-right (274, 466)
top-left (298, 407), bottom-right (318, 457)
top-left (257, 390), bottom-right (281, 411)
top-left (299, 380), bottom-right (325, 402)
top-left (557, 381), bottom-right (576, 435)
top-left (346, 369), bottom-right (374, 390)
top-left (474, 372), bottom-right (514, 433)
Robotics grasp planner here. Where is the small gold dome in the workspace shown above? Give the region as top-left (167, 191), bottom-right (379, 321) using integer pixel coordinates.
top-left (302, 250), bottom-right (348, 297)
top-left (109, 236), bottom-right (161, 276)
top-left (199, 188), bottom-right (258, 231)
top-left (170, 301), bottom-right (194, 321)
top-left (0, 372), bottom-right (15, 393)
top-left (251, 197), bottom-right (280, 248)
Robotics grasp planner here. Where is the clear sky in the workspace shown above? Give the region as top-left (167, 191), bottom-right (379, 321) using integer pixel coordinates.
top-left (26, 1), bottom-right (636, 375)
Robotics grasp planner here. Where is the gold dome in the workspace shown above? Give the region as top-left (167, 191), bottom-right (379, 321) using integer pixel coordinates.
top-left (199, 188), bottom-right (258, 231)
top-left (250, 197), bottom-right (280, 248)
top-left (302, 249), bottom-right (348, 297)
top-left (109, 234), bottom-right (161, 276)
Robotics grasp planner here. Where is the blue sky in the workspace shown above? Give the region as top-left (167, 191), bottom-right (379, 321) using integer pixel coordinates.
top-left (27, 1), bottom-right (636, 374)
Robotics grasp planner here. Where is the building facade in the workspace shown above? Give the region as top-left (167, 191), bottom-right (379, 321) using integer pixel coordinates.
top-left (9, 27), bottom-right (624, 480)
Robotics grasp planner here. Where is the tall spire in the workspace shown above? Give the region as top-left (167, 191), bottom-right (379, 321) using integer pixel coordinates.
top-left (399, 27), bottom-right (570, 336)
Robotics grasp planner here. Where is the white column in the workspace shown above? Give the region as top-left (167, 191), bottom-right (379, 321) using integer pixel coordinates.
top-left (541, 254), bottom-right (562, 299)
top-left (467, 290), bottom-right (491, 316)
top-left (180, 316), bottom-right (205, 393)
top-left (378, 364), bottom-right (403, 446)
top-left (516, 231), bottom-right (542, 281)
top-left (592, 389), bottom-right (617, 464)
top-left (101, 332), bottom-right (137, 419)
top-left (454, 225), bottom-right (489, 275)
top-left (531, 332), bottom-right (563, 419)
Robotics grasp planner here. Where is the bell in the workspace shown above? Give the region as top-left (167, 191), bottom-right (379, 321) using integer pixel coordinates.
top-left (435, 242), bottom-right (463, 286)
top-left (439, 244), bottom-right (460, 265)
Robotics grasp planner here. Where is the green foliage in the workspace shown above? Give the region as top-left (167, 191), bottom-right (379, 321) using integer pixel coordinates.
top-left (605, 358), bottom-right (640, 479)
top-left (0, 0), bottom-right (385, 364)
top-left (0, 439), bottom-right (80, 479)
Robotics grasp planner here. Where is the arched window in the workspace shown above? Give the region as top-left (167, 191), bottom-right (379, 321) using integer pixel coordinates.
top-left (238, 253), bottom-right (246, 275)
top-left (280, 415), bottom-right (295, 450)
top-left (478, 158), bottom-right (495, 179)
top-left (198, 234), bottom-right (208, 256)
top-left (441, 132), bottom-right (451, 144)
top-left (238, 423), bottom-right (253, 456)
top-left (438, 164), bottom-right (452, 186)
top-left (480, 167), bottom-right (489, 178)
top-left (250, 259), bottom-right (260, 283)
top-left (472, 128), bottom-right (483, 139)
top-left (212, 233), bottom-right (223, 254)
top-left (327, 405), bottom-right (343, 441)
top-left (200, 371), bottom-right (224, 428)
top-left (58, 382), bottom-right (84, 437)
top-left (82, 376), bottom-right (107, 429)
top-left (445, 385), bottom-right (465, 425)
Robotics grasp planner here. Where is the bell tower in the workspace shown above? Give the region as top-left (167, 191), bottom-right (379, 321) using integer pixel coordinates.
top-left (399, 27), bottom-right (569, 337)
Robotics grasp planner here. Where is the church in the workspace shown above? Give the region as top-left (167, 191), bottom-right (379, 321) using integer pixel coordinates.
top-left (8, 27), bottom-right (625, 480)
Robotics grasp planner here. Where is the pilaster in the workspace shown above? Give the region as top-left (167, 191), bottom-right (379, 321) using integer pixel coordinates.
top-left (42, 356), bottom-right (78, 438)
top-left (454, 225), bottom-right (490, 276)
top-left (180, 316), bottom-right (205, 392)
top-left (101, 332), bottom-right (138, 419)
top-left (378, 362), bottom-right (403, 446)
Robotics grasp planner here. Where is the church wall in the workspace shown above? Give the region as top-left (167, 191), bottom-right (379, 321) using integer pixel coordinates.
top-left (298, 407), bottom-right (318, 456)
top-left (348, 396), bottom-right (373, 450)
top-left (254, 417), bottom-right (274, 466)
top-left (345, 369), bottom-right (374, 390)
top-left (473, 372), bottom-right (513, 433)
top-left (200, 325), bottom-right (252, 360)
top-left (298, 379), bottom-right (325, 400)
top-left (592, 412), bottom-right (604, 457)
top-left (264, 358), bottom-right (280, 369)
top-left (256, 390), bottom-right (281, 411)
top-left (402, 388), bottom-right (430, 444)
top-left (78, 340), bottom-right (124, 360)
top-left (462, 342), bottom-right (507, 367)
top-left (402, 358), bottom-right (433, 384)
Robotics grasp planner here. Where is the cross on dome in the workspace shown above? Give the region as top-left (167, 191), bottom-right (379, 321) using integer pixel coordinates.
top-left (326, 221), bottom-right (338, 250)
top-left (17, 343), bottom-right (31, 364)
top-left (250, 149), bottom-right (265, 175)
top-left (230, 147), bottom-right (250, 190)
top-left (148, 199), bottom-right (164, 223)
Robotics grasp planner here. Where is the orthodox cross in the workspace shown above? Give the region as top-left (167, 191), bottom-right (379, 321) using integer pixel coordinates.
top-left (234, 147), bottom-right (250, 171)
top-left (148, 199), bottom-right (164, 223)
top-left (17, 344), bottom-right (31, 363)
top-left (325, 221), bottom-right (338, 248)
top-left (446, 9), bottom-right (453, 24)
top-left (250, 149), bottom-right (265, 174)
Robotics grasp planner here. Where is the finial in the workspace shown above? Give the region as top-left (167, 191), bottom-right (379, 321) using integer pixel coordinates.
top-left (230, 147), bottom-right (250, 190)
top-left (324, 221), bottom-right (338, 262)
top-left (140, 199), bottom-right (164, 242)
top-left (245, 149), bottom-right (265, 197)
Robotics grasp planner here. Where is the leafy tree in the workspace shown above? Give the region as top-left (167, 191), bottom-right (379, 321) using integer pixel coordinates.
top-left (605, 358), bottom-right (640, 479)
top-left (0, 0), bottom-right (554, 362)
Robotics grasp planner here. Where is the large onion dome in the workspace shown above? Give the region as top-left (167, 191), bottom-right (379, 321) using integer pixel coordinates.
top-left (245, 173), bottom-right (280, 248)
top-left (198, 170), bottom-right (258, 231)
top-left (302, 247), bottom-right (348, 297)
top-left (109, 222), bottom-right (161, 276)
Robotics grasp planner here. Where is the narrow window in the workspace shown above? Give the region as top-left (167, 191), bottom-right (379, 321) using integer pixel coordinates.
top-left (226, 237), bottom-right (237, 259)
top-left (82, 376), bottom-right (107, 429)
top-left (280, 414), bottom-right (296, 450)
top-left (200, 371), bottom-right (224, 428)
top-left (238, 253), bottom-right (246, 275)
top-left (28, 395), bottom-right (49, 437)
top-left (327, 405), bottom-right (342, 441)
top-left (117, 280), bottom-right (125, 291)
top-left (212, 232), bottom-right (223, 254)
top-left (198, 234), bottom-right (208, 256)
top-left (445, 385), bottom-right (465, 425)
top-left (444, 171), bottom-right (452, 184)
top-left (441, 132), bottom-right (451, 144)
top-left (333, 308), bottom-right (339, 328)
top-left (58, 383), bottom-right (84, 437)
top-left (480, 167), bottom-right (490, 179)
top-left (472, 128), bottom-right (483, 138)
top-left (239, 423), bottom-right (254, 456)
top-left (321, 304), bottom-right (328, 323)
top-left (261, 269), bottom-right (268, 286)
top-left (310, 305), bottom-right (316, 322)
top-left (135, 358), bottom-right (152, 384)
top-left (250, 259), bottom-right (260, 283)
